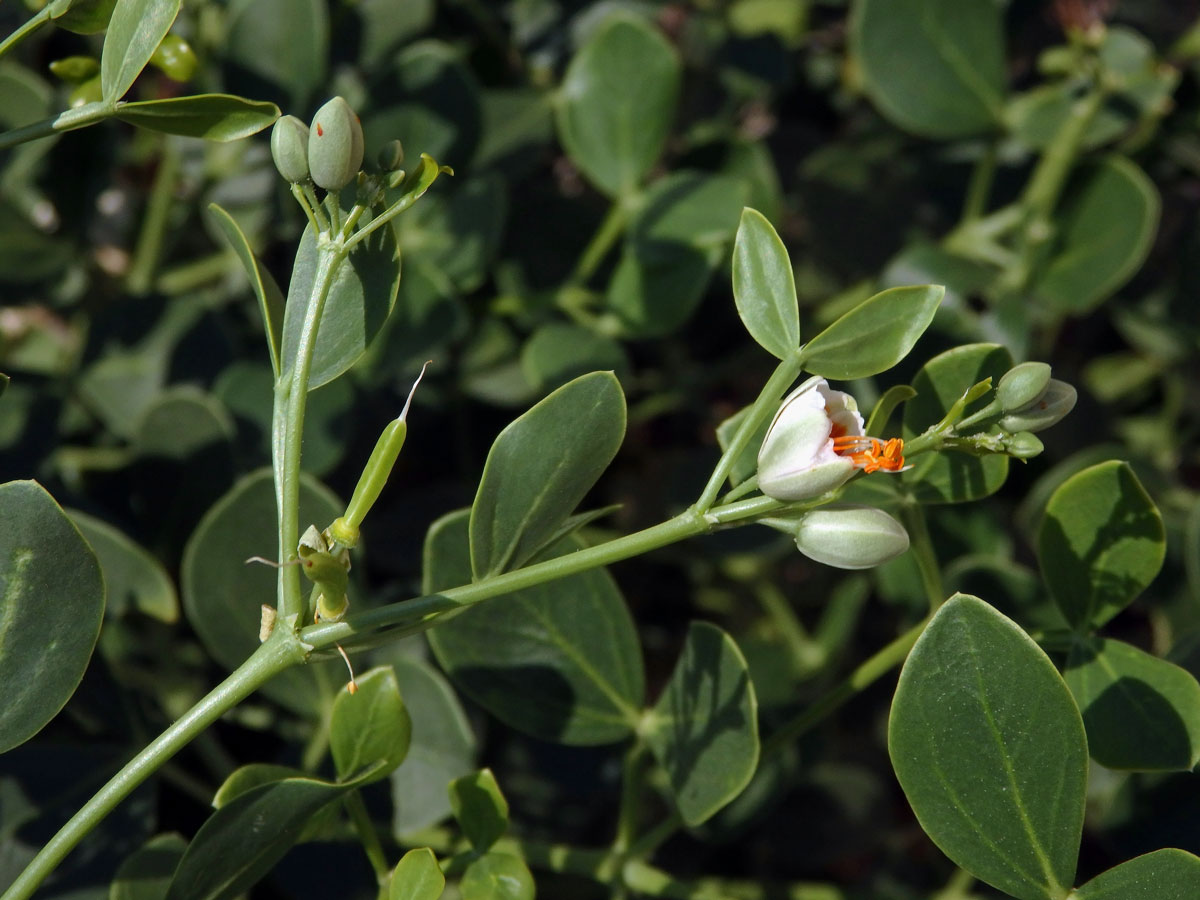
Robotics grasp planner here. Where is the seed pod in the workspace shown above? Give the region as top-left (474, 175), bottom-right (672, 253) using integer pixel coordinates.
top-left (271, 116), bottom-right (311, 184)
top-left (308, 97), bottom-right (365, 191)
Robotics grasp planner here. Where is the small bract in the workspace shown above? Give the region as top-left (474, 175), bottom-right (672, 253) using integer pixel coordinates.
top-left (792, 506), bottom-right (910, 570)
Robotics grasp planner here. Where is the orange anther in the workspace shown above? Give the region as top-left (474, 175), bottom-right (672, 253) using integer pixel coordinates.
top-left (831, 435), bottom-right (905, 473)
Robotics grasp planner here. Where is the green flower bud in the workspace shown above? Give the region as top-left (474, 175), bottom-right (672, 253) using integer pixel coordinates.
top-left (149, 33), bottom-right (198, 83)
top-left (271, 115), bottom-right (311, 184)
top-left (1003, 431), bottom-right (1044, 460)
top-left (791, 506), bottom-right (910, 570)
top-left (377, 139), bottom-right (405, 172)
top-left (48, 55), bottom-right (100, 84)
top-left (998, 380), bottom-right (1077, 433)
top-left (996, 362), bottom-right (1052, 412)
top-left (308, 96), bottom-right (365, 191)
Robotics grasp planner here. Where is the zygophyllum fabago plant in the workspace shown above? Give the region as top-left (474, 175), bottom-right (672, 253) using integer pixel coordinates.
top-left (2, 7), bottom-right (1198, 898)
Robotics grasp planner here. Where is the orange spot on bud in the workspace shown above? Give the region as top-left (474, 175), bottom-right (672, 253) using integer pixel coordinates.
top-left (316, 123), bottom-right (324, 136)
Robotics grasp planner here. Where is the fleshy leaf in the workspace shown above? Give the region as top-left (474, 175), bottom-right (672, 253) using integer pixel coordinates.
top-left (643, 622), bottom-right (759, 826)
top-left (1037, 460), bottom-right (1164, 630)
top-left (802, 285), bottom-right (943, 379)
top-left (0, 481), bottom-right (104, 754)
top-left (114, 94), bottom-right (279, 141)
top-left (331, 666), bottom-right (412, 783)
top-left (100, 0), bottom-right (182, 102)
top-left (888, 594), bottom-right (1086, 900)
top-left (448, 769), bottom-right (508, 853)
top-left (1074, 848), bottom-right (1200, 899)
top-left (459, 852), bottom-right (534, 900)
top-left (68, 509), bottom-right (177, 622)
top-left (732, 208), bottom-right (800, 360)
top-left (390, 848), bottom-right (445, 900)
top-left (469, 372), bottom-right (625, 578)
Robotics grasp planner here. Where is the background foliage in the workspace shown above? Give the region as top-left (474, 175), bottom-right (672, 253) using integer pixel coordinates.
top-left (2, 0), bottom-right (1200, 898)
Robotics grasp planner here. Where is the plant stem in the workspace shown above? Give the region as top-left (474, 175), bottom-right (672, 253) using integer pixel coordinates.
top-left (126, 137), bottom-right (181, 296)
top-left (0, 635), bottom-right (303, 900)
top-left (0, 3), bottom-right (53, 63)
top-left (900, 502), bottom-right (946, 611)
top-left (345, 790), bottom-right (392, 882)
top-left (961, 143), bottom-right (997, 223)
top-left (0, 102), bottom-right (112, 150)
top-left (568, 200), bottom-right (629, 287)
top-left (276, 245), bottom-right (343, 622)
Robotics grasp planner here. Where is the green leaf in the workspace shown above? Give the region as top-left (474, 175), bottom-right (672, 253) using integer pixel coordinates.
top-left (605, 171), bottom-right (744, 337)
top-left (114, 94), bottom-right (278, 141)
top-left (888, 594), bottom-right (1087, 900)
top-left (715, 405), bottom-right (767, 489)
top-left (732, 208), bottom-right (799, 360)
top-left (223, 0), bottom-right (327, 110)
top-left (383, 654), bottom-right (476, 837)
top-left (208, 205), bottom-right (284, 376)
top-left (851, 0), bottom-right (1006, 139)
top-left (100, 0), bottom-right (182, 102)
top-left (164, 775), bottom-right (359, 900)
top-left (1065, 637), bottom-right (1200, 772)
top-left (902, 343), bottom-right (1013, 504)
top-left (470, 371), bottom-right (625, 578)
top-left (54, 0), bottom-right (118, 34)
top-left (181, 469), bottom-right (341, 716)
top-left (520, 323), bottom-right (629, 394)
top-left (426, 510), bottom-right (644, 745)
top-left (1074, 848), bottom-right (1200, 899)
top-left (331, 666), bottom-right (412, 783)
top-left (0, 481), bottom-right (104, 754)
top-left (803, 285), bottom-right (943, 379)
top-left (449, 769), bottom-right (509, 852)
top-left (111, 833), bottom-right (187, 900)
top-left (67, 510), bottom-right (177, 622)
top-left (212, 764), bottom-right (306, 807)
top-left (459, 852), bottom-right (534, 900)
top-left (643, 622), bottom-right (759, 827)
top-left (1037, 460), bottom-right (1164, 630)
top-left (280, 218), bottom-right (401, 391)
top-left (556, 13), bottom-right (681, 197)
top-left (356, 0), bottom-right (434, 66)
top-left (390, 848), bottom-right (445, 900)
top-left (1034, 156), bottom-right (1160, 314)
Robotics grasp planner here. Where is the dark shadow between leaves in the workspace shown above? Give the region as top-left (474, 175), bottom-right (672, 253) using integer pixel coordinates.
top-left (448, 663), bottom-right (578, 743)
top-left (1077, 671), bottom-right (1194, 771)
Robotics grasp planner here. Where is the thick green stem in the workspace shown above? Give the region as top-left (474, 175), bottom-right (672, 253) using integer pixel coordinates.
top-left (0, 3), bottom-right (53, 63)
top-left (900, 502), bottom-right (946, 611)
top-left (568, 201), bottom-right (629, 287)
top-left (0, 635), bottom-right (303, 900)
top-left (345, 790), bottom-right (391, 882)
top-left (276, 246), bottom-right (344, 621)
top-left (126, 137), bottom-right (181, 295)
top-left (0, 102), bottom-right (112, 150)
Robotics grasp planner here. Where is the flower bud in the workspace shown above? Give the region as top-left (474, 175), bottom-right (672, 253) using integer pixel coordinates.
top-left (996, 362), bottom-right (1052, 412)
top-left (758, 376), bottom-right (864, 501)
top-left (791, 506), bottom-right (910, 570)
top-left (48, 55), bottom-right (100, 83)
top-left (308, 96), bottom-right (365, 191)
top-left (1003, 431), bottom-right (1044, 459)
top-left (149, 33), bottom-right (198, 83)
top-left (998, 379), bottom-right (1076, 433)
top-left (377, 139), bottom-right (405, 172)
top-left (271, 115), bottom-right (311, 184)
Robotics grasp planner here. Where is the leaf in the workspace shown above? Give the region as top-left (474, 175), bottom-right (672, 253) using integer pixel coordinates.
top-left (802, 285), bottom-right (943, 379)
top-left (180, 469), bottom-right (341, 716)
top-left (888, 594), bottom-right (1087, 900)
top-left (114, 94), bottom-right (279, 141)
top-left (0, 481), bottom-right (105, 754)
top-left (100, 0), bottom-right (182, 102)
top-left (164, 775), bottom-right (360, 900)
top-left (212, 764), bottom-right (306, 807)
top-left (459, 852), bottom-right (535, 900)
top-left (67, 509), bottom-right (177, 622)
top-left (426, 510), bottom-right (644, 746)
top-left (280, 217), bottom-right (401, 391)
top-left (605, 171), bottom-right (744, 337)
top-left (520, 323), bottom-right (629, 394)
top-left (643, 622), bottom-right (759, 827)
top-left (1065, 637), bottom-right (1200, 772)
top-left (470, 371), bottom-right (625, 578)
top-left (223, 0), bottom-right (327, 110)
top-left (355, 0), bottom-right (434, 66)
top-left (902, 343), bottom-right (1013, 504)
top-left (1037, 460), bottom-right (1164, 630)
top-left (379, 654), bottom-right (476, 837)
top-left (732, 208), bottom-right (799, 360)
top-left (1074, 848), bottom-right (1200, 899)
top-left (1034, 156), bottom-right (1160, 314)
top-left (448, 769), bottom-right (508, 853)
top-left (331, 666), bottom-right (412, 783)
top-left (556, 13), bottom-right (681, 197)
top-left (111, 833), bottom-right (187, 900)
top-left (390, 848), bottom-right (445, 900)
top-left (714, 404), bottom-right (768, 489)
top-left (851, 0), bottom-right (1006, 139)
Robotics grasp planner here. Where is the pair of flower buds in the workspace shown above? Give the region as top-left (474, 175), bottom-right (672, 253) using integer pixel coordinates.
top-left (270, 97), bottom-right (405, 192)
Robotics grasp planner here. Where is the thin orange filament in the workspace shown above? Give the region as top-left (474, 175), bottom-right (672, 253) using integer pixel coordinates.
top-left (832, 435), bottom-right (906, 473)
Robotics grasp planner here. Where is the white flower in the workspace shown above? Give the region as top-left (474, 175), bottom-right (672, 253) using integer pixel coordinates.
top-left (758, 376), bottom-right (903, 501)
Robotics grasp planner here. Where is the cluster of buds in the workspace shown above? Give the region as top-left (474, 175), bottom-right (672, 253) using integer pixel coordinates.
top-left (752, 364), bottom-right (1075, 570)
top-left (270, 97), bottom-right (400, 193)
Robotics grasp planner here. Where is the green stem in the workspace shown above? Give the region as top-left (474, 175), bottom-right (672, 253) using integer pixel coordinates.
top-left (613, 742), bottom-right (647, 857)
top-left (0, 102), bottom-right (112, 150)
top-left (695, 350), bottom-right (806, 511)
top-left (756, 580), bottom-right (813, 671)
top-left (126, 137), bottom-right (181, 296)
top-left (568, 201), bottom-right (629, 287)
top-left (961, 143), bottom-right (997, 223)
top-left (1020, 87), bottom-right (1106, 222)
top-left (0, 635), bottom-right (303, 900)
top-left (276, 244), bottom-right (344, 621)
top-left (900, 502), bottom-right (945, 611)
top-left (0, 3), bottom-right (53, 63)
top-left (345, 790), bottom-right (391, 882)
top-left (343, 169), bottom-right (443, 253)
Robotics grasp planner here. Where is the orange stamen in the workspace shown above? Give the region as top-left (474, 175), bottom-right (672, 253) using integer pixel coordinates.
top-left (831, 435), bottom-right (905, 473)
